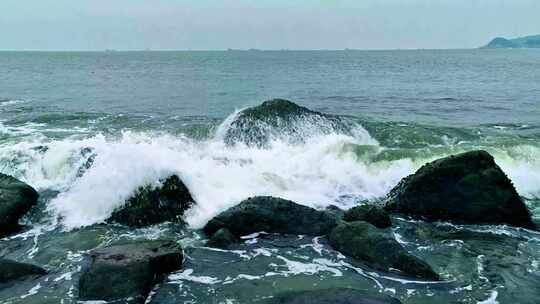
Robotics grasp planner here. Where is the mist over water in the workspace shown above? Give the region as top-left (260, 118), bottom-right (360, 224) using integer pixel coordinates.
top-left (1, 50), bottom-right (540, 303)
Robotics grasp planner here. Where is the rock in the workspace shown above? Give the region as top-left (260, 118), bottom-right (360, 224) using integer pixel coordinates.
top-left (0, 173), bottom-right (39, 237)
top-left (324, 205), bottom-right (346, 220)
top-left (343, 205), bottom-right (392, 229)
top-left (76, 147), bottom-right (97, 178)
top-left (31, 145), bottom-right (49, 153)
top-left (109, 175), bottom-right (195, 227)
top-left (223, 99), bottom-right (357, 147)
top-left (385, 150), bottom-right (536, 230)
top-left (328, 221), bottom-right (439, 280)
top-left (0, 259), bottom-right (46, 284)
top-left (78, 240), bottom-right (183, 304)
top-left (203, 196), bottom-right (338, 237)
top-left (269, 288), bottom-right (402, 304)
top-left (207, 228), bottom-right (239, 249)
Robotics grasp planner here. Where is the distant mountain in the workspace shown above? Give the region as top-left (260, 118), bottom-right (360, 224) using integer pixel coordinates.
top-left (483, 34), bottom-right (540, 48)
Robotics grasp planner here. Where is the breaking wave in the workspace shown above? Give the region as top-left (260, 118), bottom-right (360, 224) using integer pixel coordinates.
top-left (0, 102), bottom-right (539, 230)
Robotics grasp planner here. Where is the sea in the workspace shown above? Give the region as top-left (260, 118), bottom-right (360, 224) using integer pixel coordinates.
top-left (0, 49), bottom-right (539, 303)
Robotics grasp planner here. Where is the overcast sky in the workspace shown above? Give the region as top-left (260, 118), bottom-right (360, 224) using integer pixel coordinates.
top-left (1, 0), bottom-right (539, 50)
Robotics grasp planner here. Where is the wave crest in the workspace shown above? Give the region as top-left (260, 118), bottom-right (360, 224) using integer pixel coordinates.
top-left (218, 99), bottom-right (377, 148)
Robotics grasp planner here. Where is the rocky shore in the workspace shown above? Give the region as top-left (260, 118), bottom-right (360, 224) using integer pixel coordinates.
top-left (1, 100), bottom-right (538, 303)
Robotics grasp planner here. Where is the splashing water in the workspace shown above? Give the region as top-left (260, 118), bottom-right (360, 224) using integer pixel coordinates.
top-left (0, 107), bottom-right (539, 232)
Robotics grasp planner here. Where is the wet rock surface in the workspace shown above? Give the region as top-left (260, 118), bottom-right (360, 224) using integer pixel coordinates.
top-left (0, 173), bottom-right (39, 237)
top-left (78, 240), bottom-right (183, 304)
top-left (207, 227), bottom-right (239, 249)
top-left (343, 205), bottom-right (392, 229)
top-left (328, 221), bottom-right (439, 281)
top-left (109, 174), bottom-right (195, 227)
top-left (203, 196), bottom-right (338, 237)
top-left (0, 259), bottom-right (46, 284)
top-left (223, 99), bottom-right (357, 147)
top-left (385, 150), bottom-right (536, 230)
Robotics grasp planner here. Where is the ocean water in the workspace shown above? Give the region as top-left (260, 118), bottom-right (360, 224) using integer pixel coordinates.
top-left (0, 49), bottom-right (539, 303)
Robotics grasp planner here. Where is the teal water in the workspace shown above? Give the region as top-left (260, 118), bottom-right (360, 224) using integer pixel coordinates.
top-left (0, 50), bottom-right (540, 303)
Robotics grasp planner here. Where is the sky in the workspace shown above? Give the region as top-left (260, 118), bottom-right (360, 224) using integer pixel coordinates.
top-left (1, 0), bottom-right (539, 50)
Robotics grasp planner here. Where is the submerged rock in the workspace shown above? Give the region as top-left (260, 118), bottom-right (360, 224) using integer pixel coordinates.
top-left (109, 175), bottom-right (195, 227)
top-left (76, 147), bottom-right (97, 178)
top-left (385, 150), bottom-right (536, 230)
top-left (269, 288), bottom-right (402, 304)
top-left (0, 173), bottom-right (39, 237)
top-left (78, 240), bottom-right (183, 304)
top-left (207, 227), bottom-right (239, 249)
top-left (343, 205), bottom-right (392, 229)
top-left (203, 196), bottom-right (338, 237)
top-left (0, 259), bottom-right (47, 284)
top-left (223, 99), bottom-right (356, 147)
top-left (329, 221), bottom-right (439, 280)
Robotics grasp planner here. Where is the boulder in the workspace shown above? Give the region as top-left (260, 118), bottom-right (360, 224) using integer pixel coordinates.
top-left (343, 205), bottom-right (392, 229)
top-left (109, 175), bottom-right (195, 227)
top-left (0, 259), bottom-right (46, 284)
top-left (223, 99), bottom-right (356, 147)
top-left (0, 173), bottom-right (39, 237)
top-left (328, 221), bottom-right (439, 280)
top-left (203, 196), bottom-right (338, 237)
top-left (325, 205), bottom-right (346, 220)
top-left (385, 150), bottom-right (536, 230)
top-left (269, 288), bottom-right (402, 304)
top-left (207, 228), bottom-right (239, 249)
top-left (78, 240), bottom-right (183, 304)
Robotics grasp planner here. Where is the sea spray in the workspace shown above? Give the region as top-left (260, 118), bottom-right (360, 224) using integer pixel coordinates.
top-left (45, 129), bottom-right (394, 229)
top-left (0, 107), bottom-right (539, 230)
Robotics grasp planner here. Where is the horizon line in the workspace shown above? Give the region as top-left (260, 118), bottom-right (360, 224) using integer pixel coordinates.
top-left (0, 47), bottom-right (483, 52)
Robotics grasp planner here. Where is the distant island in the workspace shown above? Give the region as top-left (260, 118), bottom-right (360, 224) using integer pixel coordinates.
top-left (483, 34), bottom-right (540, 48)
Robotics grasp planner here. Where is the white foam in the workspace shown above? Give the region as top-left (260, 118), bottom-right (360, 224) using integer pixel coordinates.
top-left (273, 256), bottom-right (343, 277)
top-left (0, 99), bottom-right (26, 107)
top-left (494, 144), bottom-right (540, 200)
top-left (20, 283), bottom-right (41, 299)
top-left (477, 290), bottom-right (499, 304)
top-left (168, 269), bottom-right (221, 285)
top-left (1, 114), bottom-right (539, 230)
top-left (36, 126), bottom-right (405, 229)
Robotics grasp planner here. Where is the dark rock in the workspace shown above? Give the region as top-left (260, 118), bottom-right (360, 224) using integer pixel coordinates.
top-left (31, 145), bottom-right (49, 153)
top-left (324, 205), bottom-right (346, 220)
top-left (328, 221), bottom-right (439, 280)
top-left (109, 175), bottom-right (195, 227)
top-left (207, 228), bottom-right (239, 249)
top-left (385, 150), bottom-right (536, 230)
top-left (343, 205), bottom-right (392, 229)
top-left (78, 240), bottom-right (183, 304)
top-left (223, 99), bottom-right (356, 147)
top-left (203, 196), bottom-right (338, 237)
top-left (269, 288), bottom-right (402, 304)
top-left (0, 173), bottom-right (39, 237)
top-left (76, 147), bottom-right (97, 178)
top-left (0, 259), bottom-right (46, 284)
